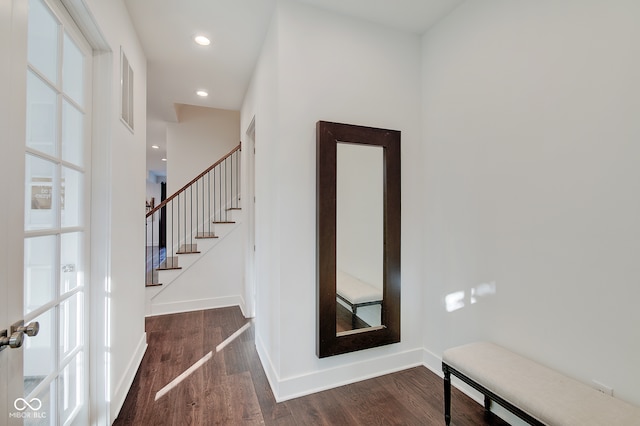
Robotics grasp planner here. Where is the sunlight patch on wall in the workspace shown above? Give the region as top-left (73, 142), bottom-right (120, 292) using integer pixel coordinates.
top-left (445, 281), bottom-right (497, 313)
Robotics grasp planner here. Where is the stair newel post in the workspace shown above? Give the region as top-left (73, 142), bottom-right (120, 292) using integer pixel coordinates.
top-left (224, 157), bottom-right (228, 222)
top-left (150, 211), bottom-right (155, 283)
top-left (208, 170), bottom-right (212, 236)
top-left (170, 196), bottom-right (174, 267)
top-left (145, 214), bottom-right (149, 284)
top-left (201, 176), bottom-right (204, 237)
top-left (236, 149), bottom-right (240, 208)
top-left (176, 195), bottom-right (182, 256)
top-left (213, 164), bottom-right (217, 223)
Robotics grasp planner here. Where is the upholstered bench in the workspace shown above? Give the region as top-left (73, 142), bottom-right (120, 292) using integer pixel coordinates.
top-left (442, 342), bottom-right (640, 425)
top-left (336, 270), bottom-right (383, 328)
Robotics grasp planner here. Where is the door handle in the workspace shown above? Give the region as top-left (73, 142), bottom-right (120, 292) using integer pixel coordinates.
top-left (0, 321), bottom-right (40, 351)
top-left (13, 321), bottom-right (40, 337)
top-left (0, 328), bottom-right (24, 351)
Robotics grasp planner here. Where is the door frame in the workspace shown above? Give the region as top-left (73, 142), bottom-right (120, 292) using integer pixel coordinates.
top-left (88, 48), bottom-right (112, 426)
top-left (56, 1), bottom-right (113, 423)
top-left (244, 117), bottom-right (257, 318)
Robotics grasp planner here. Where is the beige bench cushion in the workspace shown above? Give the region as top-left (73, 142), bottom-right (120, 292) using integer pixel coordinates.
top-left (443, 342), bottom-right (640, 426)
top-left (336, 270), bottom-right (382, 305)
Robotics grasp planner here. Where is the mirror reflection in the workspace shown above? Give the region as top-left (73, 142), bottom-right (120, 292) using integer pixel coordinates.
top-left (336, 143), bottom-right (384, 335)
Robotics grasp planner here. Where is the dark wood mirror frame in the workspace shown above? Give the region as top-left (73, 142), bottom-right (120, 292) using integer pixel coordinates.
top-left (316, 121), bottom-right (401, 358)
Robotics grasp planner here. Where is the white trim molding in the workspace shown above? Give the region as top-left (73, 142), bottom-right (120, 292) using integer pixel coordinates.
top-left (110, 333), bottom-right (147, 422)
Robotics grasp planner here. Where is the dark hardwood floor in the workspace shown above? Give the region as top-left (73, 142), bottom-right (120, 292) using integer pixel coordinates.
top-left (114, 307), bottom-right (509, 425)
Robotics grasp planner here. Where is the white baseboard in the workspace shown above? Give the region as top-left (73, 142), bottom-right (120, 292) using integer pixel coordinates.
top-left (147, 295), bottom-right (245, 317)
top-left (422, 347), bottom-right (445, 378)
top-left (255, 333), bottom-right (281, 399)
top-left (255, 343), bottom-right (424, 402)
top-left (110, 332), bottom-right (147, 422)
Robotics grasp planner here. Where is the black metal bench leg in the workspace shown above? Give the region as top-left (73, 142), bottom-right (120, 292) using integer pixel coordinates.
top-left (352, 306), bottom-right (357, 329)
top-left (444, 366), bottom-right (451, 425)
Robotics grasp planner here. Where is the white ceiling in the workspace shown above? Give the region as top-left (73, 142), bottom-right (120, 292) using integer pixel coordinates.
top-left (124, 0), bottom-right (464, 177)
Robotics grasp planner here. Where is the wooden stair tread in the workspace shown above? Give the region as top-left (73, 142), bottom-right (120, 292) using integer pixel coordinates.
top-left (176, 250), bottom-right (201, 254)
top-left (145, 282), bottom-right (163, 287)
top-left (156, 266), bottom-right (183, 271)
top-left (213, 221), bottom-right (235, 224)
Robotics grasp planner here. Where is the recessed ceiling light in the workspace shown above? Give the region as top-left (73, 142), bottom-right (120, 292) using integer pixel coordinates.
top-left (151, 145), bottom-right (159, 149)
top-left (194, 35), bottom-right (210, 46)
top-left (196, 90), bottom-right (208, 97)
top-left (161, 158), bottom-right (167, 162)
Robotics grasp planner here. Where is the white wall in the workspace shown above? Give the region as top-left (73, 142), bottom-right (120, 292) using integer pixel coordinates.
top-left (167, 105), bottom-right (240, 194)
top-left (241, 0), bottom-right (424, 400)
top-left (421, 0), bottom-right (640, 408)
top-left (81, 0), bottom-right (148, 422)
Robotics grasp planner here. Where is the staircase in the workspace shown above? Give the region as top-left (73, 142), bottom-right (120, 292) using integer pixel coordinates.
top-left (145, 144), bottom-right (241, 288)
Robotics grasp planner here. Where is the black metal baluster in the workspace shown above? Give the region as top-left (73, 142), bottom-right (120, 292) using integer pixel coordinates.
top-left (145, 215), bottom-right (149, 283)
top-left (151, 212), bottom-right (155, 283)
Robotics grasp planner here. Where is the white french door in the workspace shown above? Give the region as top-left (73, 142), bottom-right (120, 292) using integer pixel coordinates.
top-left (0, 0), bottom-right (91, 425)
top-left (2, 0), bottom-right (91, 424)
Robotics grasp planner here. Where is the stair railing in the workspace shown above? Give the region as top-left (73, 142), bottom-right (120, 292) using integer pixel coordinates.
top-left (145, 143), bottom-right (241, 286)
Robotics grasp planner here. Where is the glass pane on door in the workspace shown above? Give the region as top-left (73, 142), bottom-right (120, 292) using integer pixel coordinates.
top-left (62, 32), bottom-right (84, 107)
top-left (61, 167), bottom-right (83, 228)
top-left (61, 100), bottom-right (84, 167)
top-left (25, 154), bottom-right (57, 230)
top-left (60, 232), bottom-right (83, 293)
top-left (23, 309), bottom-right (55, 394)
top-left (60, 352), bottom-right (83, 423)
top-left (60, 292), bottom-right (82, 359)
top-left (24, 235), bottom-right (56, 314)
top-left (27, 0), bottom-right (59, 83)
top-left (24, 380), bottom-right (55, 426)
top-left (26, 71), bottom-right (58, 156)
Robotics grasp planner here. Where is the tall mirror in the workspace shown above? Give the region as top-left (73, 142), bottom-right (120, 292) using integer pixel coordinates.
top-left (317, 121), bottom-right (401, 358)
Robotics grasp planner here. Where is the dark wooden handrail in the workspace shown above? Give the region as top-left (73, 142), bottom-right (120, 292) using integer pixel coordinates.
top-left (146, 143), bottom-right (241, 218)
